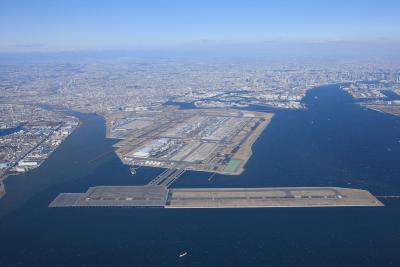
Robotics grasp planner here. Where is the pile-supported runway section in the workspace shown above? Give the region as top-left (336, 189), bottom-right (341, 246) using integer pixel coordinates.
top-left (49, 185), bottom-right (168, 207)
top-left (166, 187), bottom-right (383, 208)
top-left (49, 186), bottom-right (383, 208)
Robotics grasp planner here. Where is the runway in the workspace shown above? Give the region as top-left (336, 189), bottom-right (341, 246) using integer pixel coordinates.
top-left (49, 186), bottom-right (383, 208)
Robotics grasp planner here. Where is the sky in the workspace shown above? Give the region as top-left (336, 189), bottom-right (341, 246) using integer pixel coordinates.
top-left (1, 0), bottom-right (400, 55)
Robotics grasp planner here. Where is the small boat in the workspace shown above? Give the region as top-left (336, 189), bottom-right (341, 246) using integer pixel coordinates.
top-left (129, 166), bottom-right (136, 175)
top-left (179, 252), bottom-right (188, 258)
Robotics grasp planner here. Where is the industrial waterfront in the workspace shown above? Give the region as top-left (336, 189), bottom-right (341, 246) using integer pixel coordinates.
top-left (0, 85), bottom-right (400, 266)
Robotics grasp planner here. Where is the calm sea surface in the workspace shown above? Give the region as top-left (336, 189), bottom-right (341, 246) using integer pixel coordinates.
top-left (0, 85), bottom-right (399, 267)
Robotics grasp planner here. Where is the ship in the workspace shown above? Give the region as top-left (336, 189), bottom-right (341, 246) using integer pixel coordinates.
top-left (179, 252), bottom-right (188, 258)
top-left (129, 166), bottom-right (137, 175)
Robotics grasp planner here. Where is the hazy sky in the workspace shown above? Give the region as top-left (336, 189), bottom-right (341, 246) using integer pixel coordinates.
top-left (1, 0), bottom-right (399, 53)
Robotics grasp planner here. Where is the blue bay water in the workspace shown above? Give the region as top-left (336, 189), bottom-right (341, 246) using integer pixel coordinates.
top-left (0, 125), bottom-right (23, 137)
top-left (0, 85), bottom-right (399, 266)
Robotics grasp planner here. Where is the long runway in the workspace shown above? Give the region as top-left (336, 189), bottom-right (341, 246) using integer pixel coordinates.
top-left (49, 186), bottom-right (383, 208)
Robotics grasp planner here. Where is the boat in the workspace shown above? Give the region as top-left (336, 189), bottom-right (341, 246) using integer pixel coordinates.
top-left (129, 166), bottom-right (136, 175)
top-left (179, 252), bottom-right (188, 258)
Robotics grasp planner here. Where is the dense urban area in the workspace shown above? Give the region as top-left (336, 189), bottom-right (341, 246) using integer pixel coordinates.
top-left (1, 58), bottom-right (400, 199)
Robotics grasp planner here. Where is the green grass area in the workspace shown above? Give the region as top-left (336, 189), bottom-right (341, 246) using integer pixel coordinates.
top-left (223, 159), bottom-right (242, 173)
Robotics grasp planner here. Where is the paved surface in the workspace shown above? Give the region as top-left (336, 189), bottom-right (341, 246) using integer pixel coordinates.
top-left (147, 168), bottom-right (185, 187)
top-left (49, 186), bottom-right (383, 208)
top-left (166, 187), bottom-right (383, 208)
top-left (49, 185), bottom-right (168, 207)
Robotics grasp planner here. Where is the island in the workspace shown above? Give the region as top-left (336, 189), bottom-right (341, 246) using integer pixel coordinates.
top-left (105, 107), bottom-right (273, 175)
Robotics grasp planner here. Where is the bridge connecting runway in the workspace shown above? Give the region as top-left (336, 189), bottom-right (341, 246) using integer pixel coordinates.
top-left (147, 168), bottom-right (185, 187)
